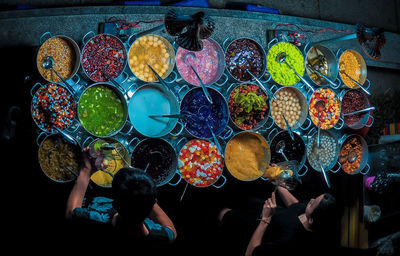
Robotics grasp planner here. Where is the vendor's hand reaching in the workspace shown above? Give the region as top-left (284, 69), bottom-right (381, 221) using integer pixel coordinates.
top-left (81, 147), bottom-right (96, 174)
top-left (261, 192), bottom-right (276, 223)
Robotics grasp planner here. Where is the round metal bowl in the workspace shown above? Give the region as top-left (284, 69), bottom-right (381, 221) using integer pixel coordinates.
top-left (176, 38), bottom-right (226, 86)
top-left (266, 41), bottom-right (305, 86)
top-left (340, 89), bottom-right (373, 130)
top-left (36, 32), bottom-right (81, 84)
top-left (180, 87), bottom-right (229, 139)
top-left (270, 86), bottom-right (308, 130)
top-left (305, 45), bottom-right (339, 87)
top-left (338, 49), bottom-right (367, 89)
top-left (224, 37), bottom-right (267, 83)
top-left (37, 133), bottom-right (81, 183)
top-left (128, 34), bottom-right (175, 83)
top-left (224, 131), bottom-right (271, 181)
top-left (81, 32), bottom-right (128, 83)
top-left (128, 83), bottom-right (180, 138)
top-left (226, 83), bottom-right (270, 131)
top-left (88, 137), bottom-right (131, 188)
top-left (77, 82), bottom-right (128, 138)
top-left (338, 134), bottom-right (369, 175)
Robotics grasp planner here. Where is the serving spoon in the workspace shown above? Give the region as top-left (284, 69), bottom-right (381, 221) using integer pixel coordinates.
top-left (282, 114), bottom-right (295, 141)
top-left (314, 100), bottom-right (326, 148)
top-left (183, 52), bottom-right (213, 104)
top-left (276, 52), bottom-right (314, 92)
top-left (342, 106), bottom-right (375, 116)
top-left (339, 66), bottom-right (371, 95)
top-left (306, 63), bottom-right (337, 87)
top-left (42, 56), bottom-right (77, 99)
top-left (275, 140), bottom-right (289, 162)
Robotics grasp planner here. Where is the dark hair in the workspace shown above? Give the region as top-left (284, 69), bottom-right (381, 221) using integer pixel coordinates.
top-left (111, 167), bottom-right (157, 224)
top-left (310, 193), bottom-right (338, 233)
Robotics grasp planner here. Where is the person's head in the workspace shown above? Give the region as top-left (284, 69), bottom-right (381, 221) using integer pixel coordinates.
top-left (111, 167), bottom-right (157, 224)
top-left (305, 193), bottom-right (338, 232)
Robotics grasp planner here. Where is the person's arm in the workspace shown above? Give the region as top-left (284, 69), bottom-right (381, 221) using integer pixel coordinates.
top-left (148, 202), bottom-right (177, 240)
top-left (275, 185), bottom-right (298, 207)
top-left (65, 147), bottom-right (94, 219)
top-left (245, 192), bottom-right (276, 256)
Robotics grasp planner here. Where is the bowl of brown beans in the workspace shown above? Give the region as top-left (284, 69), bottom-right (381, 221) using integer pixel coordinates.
top-left (36, 32), bottom-right (81, 83)
top-left (340, 89), bottom-right (373, 129)
top-left (81, 32), bottom-right (127, 83)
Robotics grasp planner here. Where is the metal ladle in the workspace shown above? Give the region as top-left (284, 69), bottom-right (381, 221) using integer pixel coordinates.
top-left (343, 106), bottom-right (375, 116)
top-left (306, 63), bottom-right (337, 88)
top-left (245, 68), bottom-right (277, 101)
top-left (317, 156), bottom-right (331, 189)
top-left (148, 112), bottom-right (194, 119)
top-left (276, 52), bottom-right (314, 92)
top-left (275, 140), bottom-right (289, 162)
top-left (282, 114), bottom-right (295, 141)
top-left (183, 52), bottom-right (213, 104)
top-left (197, 105), bottom-right (223, 156)
top-left (340, 150), bottom-right (358, 163)
top-left (147, 64), bottom-right (177, 96)
top-left (314, 100), bottom-right (326, 148)
top-left (42, 56), bottom-right (77, 99)
top-left (339, 67), bottom-right (371, 95)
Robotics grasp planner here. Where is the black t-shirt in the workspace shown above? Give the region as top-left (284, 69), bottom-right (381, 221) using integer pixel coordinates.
top-left (253, 202), bottom-right (315, 255)
top-left (221, 198), bottom-right (317, 255)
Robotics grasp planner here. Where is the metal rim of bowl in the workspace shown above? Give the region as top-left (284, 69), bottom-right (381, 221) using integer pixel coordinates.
top-left (266, 41), bottom-right (305, 86)
top-left (224, 130), bottom-right (271, 181)
top-left (179, 86), bottom-right (230, 139)
top-left (81, 33), bottom-right (128, 83)
top-left (128, 83), bottom-right (179, 138)
top-left (176, 37), bottom-right (226, 86)
top-left (127, 34), bottom-right (176, 83)
top-left (226, 82), bottom-right (271, 131)
top-left (224, 37), bottom-right (267, 83)
top-left (36, 35), bottom-right (81, 84)
top-left (77, 82), bottom-right (128, 138)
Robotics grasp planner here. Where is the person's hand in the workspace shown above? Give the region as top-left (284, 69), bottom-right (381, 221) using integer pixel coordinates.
top-left (81, 147), bottom-right (95, 175)
top-left (261, 192), bottom-right (276, 223)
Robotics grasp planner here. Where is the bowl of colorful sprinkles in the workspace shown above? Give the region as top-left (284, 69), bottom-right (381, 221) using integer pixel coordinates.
top-left (81, 33), bottom-right (127, 82)
top-left (178, 139), bottom-right (224, 188)
top-left (78, 83), bottom-right (127, 137)
top-left (228, 83), bottom-right (269, 130)
top-left (309, 88), bottom-right (341, 129)
top-left (31, 83), bottom-right (76, 133)
top-left (267, 42), bottom-right (305, 86)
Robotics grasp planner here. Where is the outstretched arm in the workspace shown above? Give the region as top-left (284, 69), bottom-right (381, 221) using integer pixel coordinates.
top-left (65, 147), bottom-right (94, 219)
top-left (275, 185), bottom-right (298, 207)
top-left (245, 192), bottom-right (276, 256)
